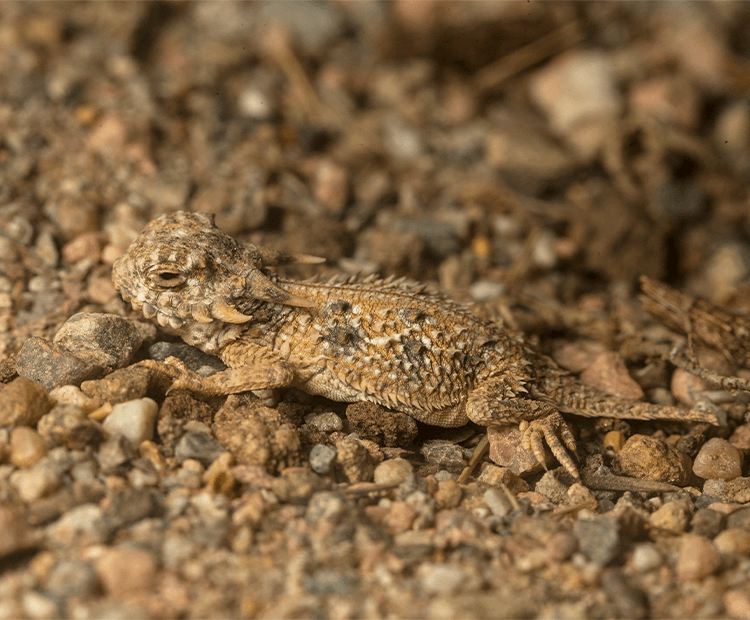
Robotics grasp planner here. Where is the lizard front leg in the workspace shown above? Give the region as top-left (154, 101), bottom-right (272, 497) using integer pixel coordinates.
top-left (467, 378), bottom-right (579, 478)
top-left (139, 343), bottom-right (294, 396)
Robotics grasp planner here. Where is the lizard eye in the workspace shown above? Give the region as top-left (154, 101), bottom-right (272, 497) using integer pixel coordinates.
top-left (147, 266), bottom-right (186, 289)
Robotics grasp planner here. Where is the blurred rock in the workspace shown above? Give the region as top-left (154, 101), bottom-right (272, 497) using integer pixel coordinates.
top-left (529, 50), bottom-right (622, 158)
top-left (580, 351), bottom-right (644, 400)
top-left (0, 377), bottom-right (53, 427)
top-left (693, 438), bottom-right (743, 481)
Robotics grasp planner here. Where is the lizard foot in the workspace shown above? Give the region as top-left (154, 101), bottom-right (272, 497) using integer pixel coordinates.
top-left (138, 356), bottom-right (219, 395)
top-left (520, 411), bottom-right (579, 479)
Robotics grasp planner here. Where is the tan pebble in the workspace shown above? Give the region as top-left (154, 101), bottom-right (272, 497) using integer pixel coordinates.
top-left (724, 590), bottom-right (750, 619)
top-left (48, 385), bottom-right (101, 415)
top-left (139, 439), bottom-right (165, 473)
top-left (385, 501), bottom-right (416, 534)
top-left (671, 368), bottom-right (708, 406)
top-left (487, 425), bottom-right (549, 477)
top-left (477, 463), bottom-right (530, 494)
top-left (713, 528), bottom-right (750, 555)
top-left (693, 438), bottom-right (743, 481)
top-left (204, 452), bottom-right (237, 495)
top-left (615, 434), bottom-right (689, 485)
top-left (567, 482), bottom-right (597, 506)
top-left (336, 436), bottom-right (375, 483)
top-left (373, 458), bottom-right (413, 487)
top-left (0, 377), bottom-right (53, 428)
top-left (675, 535), bottom-right (721, 581)
top-left (0, 505), bottom-right (40, 557)
top-left (580, 352), bottom-right (644, 400)
top-left (312, 159), bottom-right (348, 214)
top-left (95, 547), bottom-right (158, 597)
top-left (61, 232), bottom-right (102, 264)
top-left (435, 479), bottom-right (462, 509)
top-left (552, 341), bottom-right (605, 373)
top-left (87, 276), bottom-right (118, 304)
top-left (87, 114), bottom-right (127, 157)
top-left (603, 430), bottom-right (626, 453)
top-left (10, 460), bottom-right (63, 502)
top-left (728, 425), bottom-right (750, 452)
top-left (10, 427), bottom-right (47, 468)
top-left (649, 499), bottom-right (691, 534)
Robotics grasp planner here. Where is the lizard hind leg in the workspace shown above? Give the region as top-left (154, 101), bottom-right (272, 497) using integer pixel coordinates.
top-left (466, 379), bottom-right (580, 478)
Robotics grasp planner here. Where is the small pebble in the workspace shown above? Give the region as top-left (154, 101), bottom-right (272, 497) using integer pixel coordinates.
top-left (724, 590), bottom-right (750, 619)
top-left (96, 434), bottom-right (136, 473)
top-left (0, 376), bottom-right (53, 427)
top-left (385, 501), bottom-right (416, 534)
top-left (671, 368), bottom-right (708, 406)
top-left (552, 341), bottom-right (606, 373)
top-left (728, 424), bottom-right (750, 452)
top-left (573, 515), bottom-right (622, 566)
top-left (603, 430), bottom-right (626, 453)
top-left (203, 453), bottom-right (237, 495)
top-left (675, 535), bottom-right (721, 581)
top-left (175, 431), bottom-right (225, 466)
top-left (484, 488), bottom-right (513, 518)
top-left (102, 398), bottom-right (158, 447)
top-left (434, 479), bottom-right (462, 509)
top-left (691, 508), bottom-right (726, 539)
top-left (10, 427), bottom-right (48, 468)
top-left (649, 499), bottom-right (691, 534)
top-left (37, 404), bottom-right (105, 450)
top-left (579, 352), bottom-right (644, 400)
top-left (615, 434), bottom-right (690, 485)
top-left (476, 463), bottom-right (530, 494)
top-left (703, 478), bottom-right (750, 504)
top-left (45, 559), bottom-right (99, 598)
top-left (692, 437), bottom-right (743, 480)
top-left (96, 547), bottom-right (159, 597)
top-left (487, 425), bottom-right (549, 476)
top-left (309, 444), bottom-right (337, 475)
top-left (712, 528), bottom-right (750, 555)
top-left (630, 543), bottom-right (663, 572)
top-left (0, 506), bottom-right (39, 558)
top-left (305, 492), bottom-right (348, 525)
top-left (46, 504), bottom-right (112, 548)
top-left (416, 563), bottom-right (476, 596)
top-left (373, 458), bottom-right (414, 487)
top-left (21, 591), bottom-right (60, 620)
top-left (15, 337), bottom-right (100, 391)
top-left (336, 436), bottom-right (375, 483)
top-left (535, 470), bottom-right (569, 504)
top-left (304, 411), bottom-right (344, 432)
top-left (271, 468), bottom-right (323, 504)
top-left (10, 459), bottom-right (64, 502)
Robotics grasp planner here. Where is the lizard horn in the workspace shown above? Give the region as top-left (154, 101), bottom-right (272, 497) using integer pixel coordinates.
top-left (245, 269), bottom-right (316, 308)
top-left (210, 300), bottom-right (253, 323)
top-left (254, 246), bottom-right (325, 266)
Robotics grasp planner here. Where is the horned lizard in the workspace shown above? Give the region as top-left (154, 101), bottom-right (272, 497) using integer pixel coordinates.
top-left (112, 211), bottom-right (720, 478)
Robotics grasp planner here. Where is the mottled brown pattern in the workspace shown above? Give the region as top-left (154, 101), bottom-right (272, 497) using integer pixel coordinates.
top-left (113, 212), bottom-right (721, 477)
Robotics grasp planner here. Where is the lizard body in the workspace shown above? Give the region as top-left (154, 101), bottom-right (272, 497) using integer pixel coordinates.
top-left (113, 211), bottom-right (719, 477)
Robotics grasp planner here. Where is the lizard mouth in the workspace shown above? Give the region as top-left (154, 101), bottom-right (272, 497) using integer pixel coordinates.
top-left (128, 297), bottom-right (252, 327)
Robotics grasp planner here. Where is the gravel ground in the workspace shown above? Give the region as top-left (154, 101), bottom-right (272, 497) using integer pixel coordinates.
top-left (1, 2), bottom-right (750, 618)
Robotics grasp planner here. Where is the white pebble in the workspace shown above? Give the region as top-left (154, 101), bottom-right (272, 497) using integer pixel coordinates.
top-left (103, 398), bottom-right (158, 447)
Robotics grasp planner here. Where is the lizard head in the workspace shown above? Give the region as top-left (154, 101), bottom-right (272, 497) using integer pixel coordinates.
top-left (112, 211), bottom-right (322, 329)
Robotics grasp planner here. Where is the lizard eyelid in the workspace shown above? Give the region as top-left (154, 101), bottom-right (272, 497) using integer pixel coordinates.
top-left (147, 265), bottom-right (187, 289)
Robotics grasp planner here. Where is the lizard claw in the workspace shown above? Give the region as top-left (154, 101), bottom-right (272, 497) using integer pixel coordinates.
top-left (521, 411), bottom-right (579, 479)
top-left (138, 356), bottom-right (210, 394)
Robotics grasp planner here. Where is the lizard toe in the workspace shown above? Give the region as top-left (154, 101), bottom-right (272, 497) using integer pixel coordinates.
top-left (521, 412), bottom-right (579, 479)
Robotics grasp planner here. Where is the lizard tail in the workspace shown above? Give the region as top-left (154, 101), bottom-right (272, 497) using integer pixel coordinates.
top-left (533, 375), bottom-right (723, 425)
